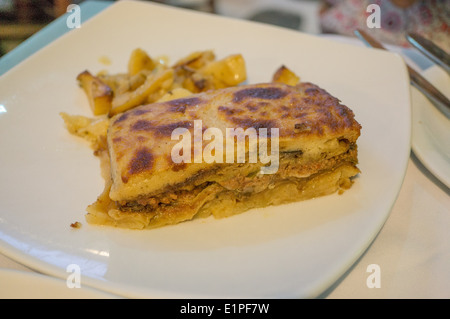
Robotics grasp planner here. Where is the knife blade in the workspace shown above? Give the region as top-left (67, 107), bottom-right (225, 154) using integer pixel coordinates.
top-left (406, 32), bottom-right (450, 74)
top-left (354, 29), bottom-right (450, 118)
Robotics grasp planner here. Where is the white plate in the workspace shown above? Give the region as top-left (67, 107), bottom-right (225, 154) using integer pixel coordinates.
top-left (0, 1), bottom-right (410, 298)
top-left (0, 269), bottom-right (118, 298)
top-left (411, 66), bottom-right (450, 188)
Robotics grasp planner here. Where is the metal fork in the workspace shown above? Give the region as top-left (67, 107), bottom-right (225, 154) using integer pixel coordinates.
top-left (406, 32), bottom-right (450, 75)
top-left (354, 29), bottom-right (450, 119)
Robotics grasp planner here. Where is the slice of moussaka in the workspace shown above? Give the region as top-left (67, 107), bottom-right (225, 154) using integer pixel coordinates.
top-left (86, 82), bottom-right (362, 229)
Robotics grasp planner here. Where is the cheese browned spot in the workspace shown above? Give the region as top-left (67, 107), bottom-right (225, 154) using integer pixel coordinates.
top-left (233, 86), bottom-right (288, 102)
top-left (167, 97), bottom-right (204, 112)
top-left (123, 147), bottom-right (154, 182)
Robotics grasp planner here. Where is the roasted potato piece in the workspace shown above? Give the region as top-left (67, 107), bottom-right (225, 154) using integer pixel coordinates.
top-left (157, 87), bottom-right (193, 102)
top-left (115, 70), bottom-right (152, 95)
top-left (77, 70), bottom-right (113, 116)
top-left (146, 75), bottom-right (176, 103)
top-left (128, 48), bottom-right (156, 76)
top-left (76, 50), bottom-right (248, 118)
top-left (272, 65), bottom-right (300, 86)
top-left (170, 50), bottom-right (217, 93)
top-left (109, 67), bottom-right (174, 116)
top-left (198, 53), bottom-right (247, 88)
top-left (97, 72), bottom-right (128, 94)
top-left (172, 50), bottom-right (216, 70)
top-left (177, 71), bottom-right (213, 93)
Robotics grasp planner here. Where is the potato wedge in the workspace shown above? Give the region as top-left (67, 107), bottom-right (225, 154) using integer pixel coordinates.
top-left (272, 65), bottom-right (300, 86)
top-left (180, 71), bottom-right (215, 93)
top-left (146, 75), bottom-right (176, 103)
top-left (77, 70), bottom-right (113, 116)
top-left (172, 50), bottom-right (215, 70)
top-left (109, 67), bottom-right (174, 116)
top-left (98, 72), bottom-right (128, 94)
top-left (128, 48), bottom-right (156, 76)
top-left (198, 53), bottom-right (247, 88)
top-left (157, 87), bottom-right (193, 102)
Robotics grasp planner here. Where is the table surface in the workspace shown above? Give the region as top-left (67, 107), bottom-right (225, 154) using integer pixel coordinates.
top-left (0, 0), bottom-right (449, 299)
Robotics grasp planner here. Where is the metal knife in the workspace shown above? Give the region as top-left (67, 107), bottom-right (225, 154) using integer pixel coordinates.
top-left (354, 29), bottom-right (450, 118)
top-left (406, 32), bottom-right (450, 74)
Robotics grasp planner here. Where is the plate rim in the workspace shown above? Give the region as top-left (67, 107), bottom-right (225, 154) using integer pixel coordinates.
top-left (410, 65), bottom-right (450, 188)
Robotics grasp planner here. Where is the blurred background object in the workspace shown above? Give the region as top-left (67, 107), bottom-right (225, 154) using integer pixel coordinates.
top-left (151, 0), bottom-right (216, 13)
top-left (215, 0), bottom-right (321, 34)
top-left (0, 0), bottom-right (322, 57)
top-left (0, 0), bottom-right (81, 56)
top-left (1, 0), bottom-right (448, 58)
top-left (319, 0), bottom-right (449, 52)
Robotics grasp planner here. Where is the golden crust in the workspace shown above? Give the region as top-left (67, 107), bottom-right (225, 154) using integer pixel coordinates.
top-left (107, 82), bottom-right (361, 201)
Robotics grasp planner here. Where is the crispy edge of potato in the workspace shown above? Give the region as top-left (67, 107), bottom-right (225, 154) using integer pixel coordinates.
top-left (198, 53), bottom-right (247, 88)
top-left (77, 70), bottom-right (113, 116)
top-left (272, 65), bottom-right (300, 86)
top-left (128, 48), bottom-right (156, 76)
top-left (109, 67), bottom-right (174, 116)
top-left (172, 50), bottom-right (216, 70)
top-left (157, 87), bottom-right (193, 102)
